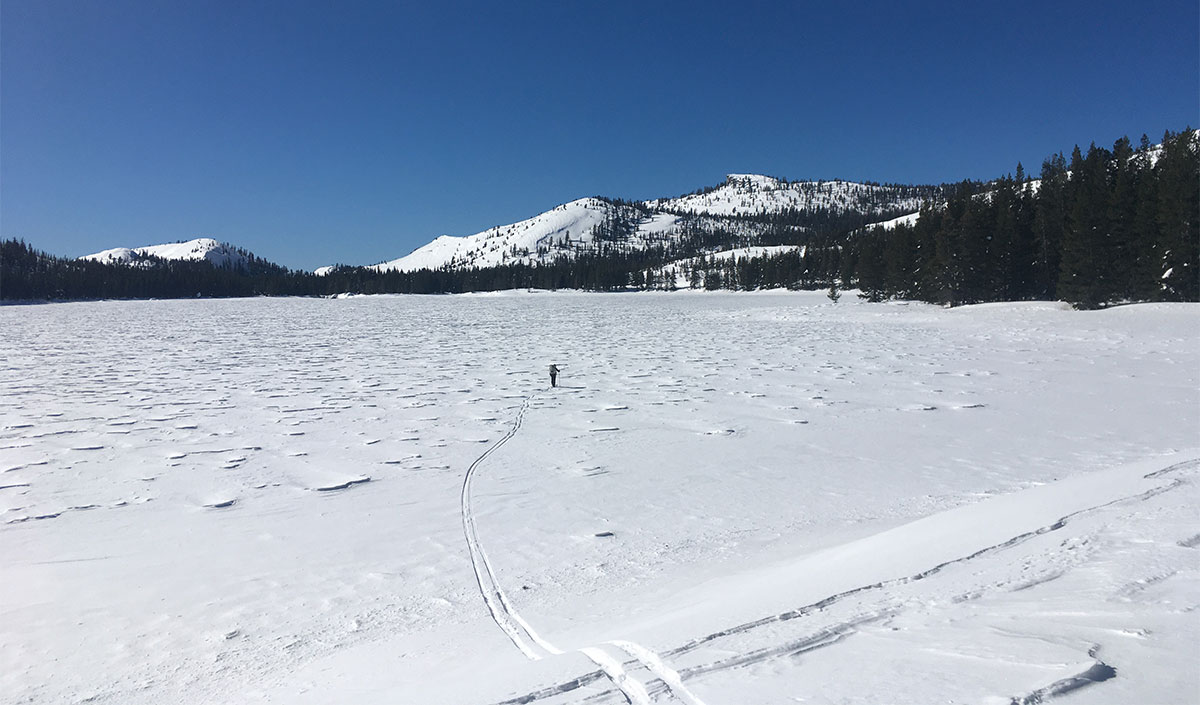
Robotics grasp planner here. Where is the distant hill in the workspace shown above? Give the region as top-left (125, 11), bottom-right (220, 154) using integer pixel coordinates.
top-left (330, 175), bottom-right (943, 274)
top-left (81, 238), bottom-right (251, 269)
top-left (646, 173), bottom-right (935, 218)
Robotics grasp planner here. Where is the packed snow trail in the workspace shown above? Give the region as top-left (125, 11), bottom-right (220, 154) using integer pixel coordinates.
top-left (460, 392), bottom-right (707, 705)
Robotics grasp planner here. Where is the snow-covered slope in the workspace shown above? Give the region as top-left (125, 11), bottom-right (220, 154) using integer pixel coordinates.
top-left (371, 198), bottom-right (611, 272)
top-left (370, 198), bottom-right (686, 273)
top-left (646, 174), bottom-right (934, 218)
top-left (322, 174), bottom-right (939, 274)
top-left (867, 211), bottom-right (923, 231)
top-left (81, 238), bottom-right (249, 268)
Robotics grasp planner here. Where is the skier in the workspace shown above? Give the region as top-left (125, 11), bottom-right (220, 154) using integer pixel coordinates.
top-left (549, 364), bottom-right (560, 388)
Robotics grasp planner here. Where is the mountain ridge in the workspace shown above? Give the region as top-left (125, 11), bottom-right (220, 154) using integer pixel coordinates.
top-left (330, 174), bottom-right (942, 275)
top-left (75, 173), bottom-right (950, 274)
top-left (81, 237), bottom-right (252, 269)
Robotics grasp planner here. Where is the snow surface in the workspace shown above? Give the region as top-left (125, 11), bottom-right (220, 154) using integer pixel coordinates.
top-left (80, 238), bottom-right (248, 268)
top-left (2, 293), bottom-right (1197, 704)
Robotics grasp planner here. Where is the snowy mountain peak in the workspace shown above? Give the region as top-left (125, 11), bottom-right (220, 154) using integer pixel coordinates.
top-left (367, 197), bottom-right (623, 273)
top-left (724, 173), bottom-right (785, 188)
top-left (645, 174), bottom-right (936, 218)
top-left (82, 237), bottom-right (249, 269)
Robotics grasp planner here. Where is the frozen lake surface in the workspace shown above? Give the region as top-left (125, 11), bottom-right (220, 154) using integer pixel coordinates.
top-left (2, 291), bottom-right (1197, 704)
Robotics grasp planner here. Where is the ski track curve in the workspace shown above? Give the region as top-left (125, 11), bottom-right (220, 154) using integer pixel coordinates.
top-left (461, 395), bottom-right (547, 661)
top-left (461, 392), bottom-right (705, 705)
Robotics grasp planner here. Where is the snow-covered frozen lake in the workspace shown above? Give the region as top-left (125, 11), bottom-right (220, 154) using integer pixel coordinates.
top-left (2, 291), bottom-right (1197, 704)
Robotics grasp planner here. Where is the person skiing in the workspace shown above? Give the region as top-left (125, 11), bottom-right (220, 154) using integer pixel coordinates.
top-left (549, 364), bottom-right (560, 388)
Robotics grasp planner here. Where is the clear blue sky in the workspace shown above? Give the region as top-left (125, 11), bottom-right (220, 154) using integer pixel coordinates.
top-left (3, 0), bottom-right (1197, 271)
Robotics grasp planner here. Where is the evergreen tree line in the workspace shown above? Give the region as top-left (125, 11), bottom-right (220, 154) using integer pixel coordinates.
top-left (0, 240), bottom-right (307, 300)
top-left (0, 240), bottom-right (685, 299)
top-left (851, 129), bottom-right (1198, 307)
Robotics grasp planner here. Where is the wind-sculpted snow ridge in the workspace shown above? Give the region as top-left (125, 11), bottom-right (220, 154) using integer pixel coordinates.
top-left (80, 237), bottom-right (249, 268)
top-left (1009, 648), bottom-right (1117, 705)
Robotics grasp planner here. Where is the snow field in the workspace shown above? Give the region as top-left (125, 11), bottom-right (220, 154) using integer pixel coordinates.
top-left (1, 292), bottom-right (1196, 704)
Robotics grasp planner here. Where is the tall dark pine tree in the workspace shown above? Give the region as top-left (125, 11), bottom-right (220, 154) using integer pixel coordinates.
top-left (1059, 144), bottom-right (1113, 308)
top-left (988, 175), bottom-right (1018, 301)
top-left (1155, 129), bottom-right (1200, 301)
top-left (1107, 136), bottom-right (1139, 300)
top-left (1127, 136), bottom-right (1162, 301)
top-left (910, 202), bottom-right (943, 300)
top-left (1009, 166), bottom-right (1039, 299)
top-left (932, 195), bottom-right (965, 305)
top-left (855, 230), bottom-right (888, 301)
top-left (955, 195), bottom-right (992, 305)
top-left (1033, 154), bottom-right (1068, 299)
top-left (882, 222), bottom-right (917, 298)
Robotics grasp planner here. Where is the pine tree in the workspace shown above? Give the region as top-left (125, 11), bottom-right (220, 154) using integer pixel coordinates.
top-left (1033, 154), bottom-right (1068, 299)
top-left (856, 232), bottom-right (887, 302)
top-left (1107, 136), bottom-right (1139, 300)
top-left (883, 223), bottom-right (916, 299)
top-left (1128, 139), bottom-right (1162, 300)
top-left (1156, 129), bottom-right (1200, 301)
top-left (1058, 144), bottom-right (1112, 308)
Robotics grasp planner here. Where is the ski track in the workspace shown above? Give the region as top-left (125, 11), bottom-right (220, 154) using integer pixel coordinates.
top-left (461, 396), bottom-right (547, 661)
top-left (461, 392), bottom-right (708, 705)
top-left (489, 458), bottom-right (1197, 705)
top-left (608, 640), bottom-right (708, 705)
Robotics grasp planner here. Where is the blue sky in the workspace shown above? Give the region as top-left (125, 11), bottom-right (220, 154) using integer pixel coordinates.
top-left (3, 0), bottom-right (1196, 271)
